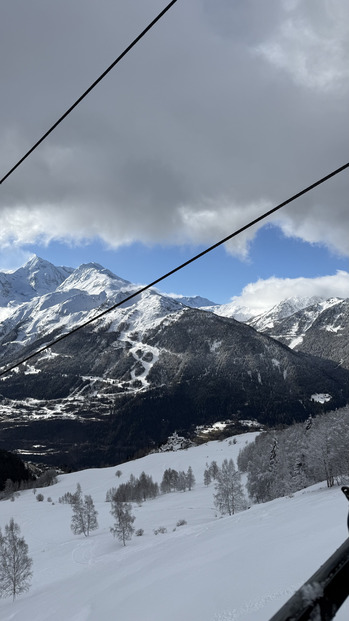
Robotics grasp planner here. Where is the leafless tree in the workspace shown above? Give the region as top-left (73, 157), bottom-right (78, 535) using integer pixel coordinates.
top-left (71, 493), bottom-right (98, 537)
top-left (214, 459), bottom-right (246, 516)
top-left (110, 501), bottom-right (135, 546)
top-left (0, 518), bottom-right (33, 600)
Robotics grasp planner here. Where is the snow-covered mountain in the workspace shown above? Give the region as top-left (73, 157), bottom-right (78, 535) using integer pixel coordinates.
top-left (250, 297), bottom-right (349, 369)
top-left (211, 295), bottom-right (349, 370)
top-left (0, 257), bottom-right (348, 468)
top-left (0, 433), bottom-right (348, 621)
top-left (206, 301), bottom-right (257, 322)
top-left (166, 293), bottom-right (218, 308)
top-left (204, 295), bottom-right (327, 325)
top-left (246, 296), bottom-right (324, 332)
top-left (0, 256), bottom-right (73, 310)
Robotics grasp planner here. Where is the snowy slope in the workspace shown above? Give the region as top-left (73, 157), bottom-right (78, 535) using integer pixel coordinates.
top-left (167, 294), bottom-right (218, 308)
top-left (0, 257), bottom-right (209, 353)
top-left (58, 262), bottom-right (131, 298)
top-left (0, 433), bottom-right (348, 621)
top-left (0, 259), bottom-right (185, 363)
top-left (246, 296), bottom-right (324, 332)
top-left (257, 298), bottom-right (349, 369)
top-left (207, 301), bottom-right (257, 322)
top-left (263, 297), bottom-right (345, 347)
top-left (206, 296), bottom-right (324, 324)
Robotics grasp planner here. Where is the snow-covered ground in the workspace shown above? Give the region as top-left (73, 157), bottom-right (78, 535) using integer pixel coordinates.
top-left (0, 433), bottom-right (348, 621)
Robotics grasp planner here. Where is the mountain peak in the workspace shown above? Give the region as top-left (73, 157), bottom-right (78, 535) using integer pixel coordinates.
top-left (58, 262), bottom-right (131, 297)
top-left (0, 256), bottom-right (73, 307)
top-left (25, 254), bottom-right (49, 268)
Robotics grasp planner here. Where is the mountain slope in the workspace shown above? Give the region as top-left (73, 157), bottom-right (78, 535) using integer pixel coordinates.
top-left (167, 294), bottom-right (218, 308)
top-left (0, 258), bottom-right (348, 468)
top-left (0, 302), bottom-right (347, 467)
top-left (258, 298), bottom-right (349, 369)
top-left (207, 295), bottom-right (325, 325)
top-left (0, 434), bottom-right (348, 621)
top-left (206, 300), bottom-right (257, 322)
top-left (247, 296), bottom-right (324, 332)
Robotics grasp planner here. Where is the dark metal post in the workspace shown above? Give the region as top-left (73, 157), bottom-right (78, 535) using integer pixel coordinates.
top-left (269, 537), bottom-right (349, 620)
top-left (342, 485), bottom-right (349, 533)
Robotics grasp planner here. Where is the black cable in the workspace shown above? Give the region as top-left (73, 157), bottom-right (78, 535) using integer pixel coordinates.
top-left (0, 161), bottom-right (347, 378)
top-left (0, 0), bottom-right (179, 185)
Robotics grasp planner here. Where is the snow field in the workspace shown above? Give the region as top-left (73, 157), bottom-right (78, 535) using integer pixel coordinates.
top-left (0, 432), bottom-right (348, 620)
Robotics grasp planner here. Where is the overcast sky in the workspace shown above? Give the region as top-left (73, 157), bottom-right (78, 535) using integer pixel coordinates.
top-left (1, 0), bottom-right (348, 307)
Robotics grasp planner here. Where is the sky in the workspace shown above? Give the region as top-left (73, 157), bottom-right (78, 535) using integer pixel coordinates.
top-left (0, 0), bottom-right (348, 307)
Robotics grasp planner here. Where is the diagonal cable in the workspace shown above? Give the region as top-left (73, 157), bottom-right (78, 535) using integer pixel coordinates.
top-left (0, 161), bottom-right (348, 378)
top-left (0, 0), bottom-right (179, 185)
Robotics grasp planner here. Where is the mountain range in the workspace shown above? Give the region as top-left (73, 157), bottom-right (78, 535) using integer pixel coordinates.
top-left (0, 256), bottom-right (348, 468)
top-left (248, 297), bottom-right (349, 369)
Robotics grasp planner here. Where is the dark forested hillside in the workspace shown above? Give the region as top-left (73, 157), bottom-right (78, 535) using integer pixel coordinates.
top-left (0, 450), bottom-right (32, 491)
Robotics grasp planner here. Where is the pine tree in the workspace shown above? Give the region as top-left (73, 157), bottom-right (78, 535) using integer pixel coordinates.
top-left (0, 519), bottom-right (33, 600)
top-left (110, 501), bottom-right (135, 546)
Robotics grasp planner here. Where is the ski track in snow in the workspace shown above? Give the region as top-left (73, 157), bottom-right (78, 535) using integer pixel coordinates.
top-left (213, 585), bottom-right (299, 621)
top-left (128, 342), bottom-right (160, 388)
top-left (72, 540), bottom-right (96, 567)
top-left (70, 606), bottom-right (93, 621)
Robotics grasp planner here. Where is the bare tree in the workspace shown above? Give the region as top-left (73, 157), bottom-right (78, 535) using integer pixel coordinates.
top-left (214, 459), bottom-right (246, 516)
top-left (160, 468), bottom-right (179, 493)
top-left (83, 495), bottom-right (99, 536)
top-left (204, 466), bottom-right (212, 486)
top-left (0, 518), bottom-right (33, 600)
top-left (71, 494), bottom-right (98, 537)
top-left (209, 460), bottom-right (219, 480)
top-left (110, 501), bottom-right (135, 546)
top-left (186, 466), bottom-right (195, 491)
top-left (238, 408), bottom-right (349, 504)
top-left (176, 471), bottom-right (188, 492)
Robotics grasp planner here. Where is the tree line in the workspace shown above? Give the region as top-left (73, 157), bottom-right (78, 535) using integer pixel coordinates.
top-left (0, 468), bottom-right (58, 500)
top-left (237, 406), bottom-right (349, 503)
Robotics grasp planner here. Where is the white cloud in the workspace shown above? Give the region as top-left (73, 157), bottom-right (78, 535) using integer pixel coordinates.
top-left (229, 271), bottom-right (349, 315)
top-left (0, 0), bottom-right (348, 258)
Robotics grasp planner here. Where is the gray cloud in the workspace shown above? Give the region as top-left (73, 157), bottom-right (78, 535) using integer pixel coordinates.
top-left (1, 0), bottom-right (348, 256)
